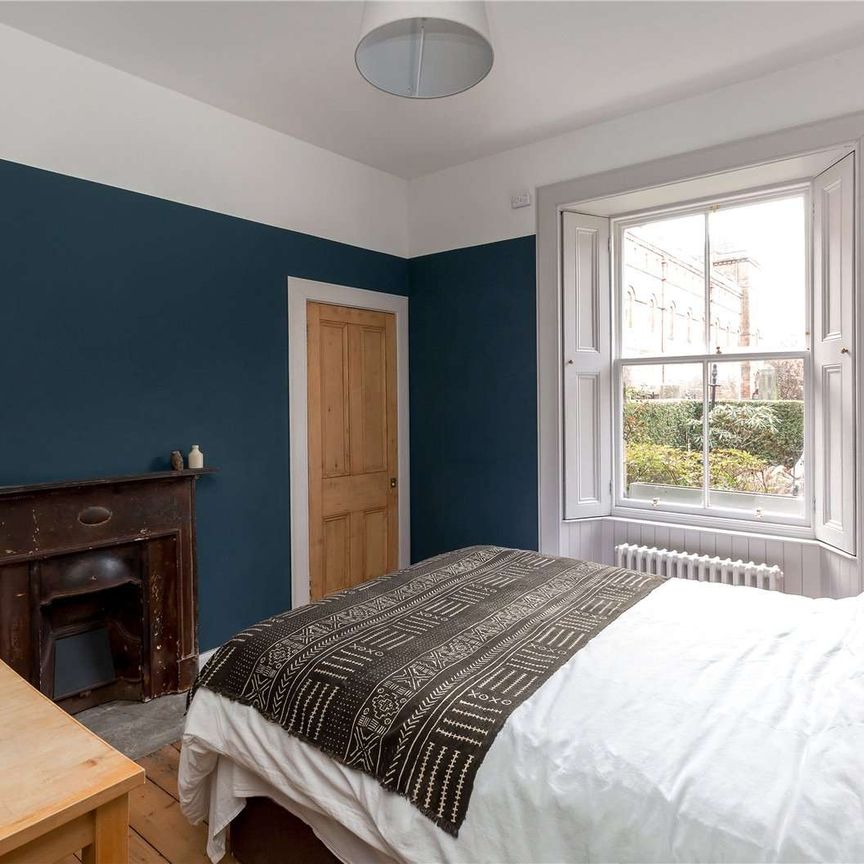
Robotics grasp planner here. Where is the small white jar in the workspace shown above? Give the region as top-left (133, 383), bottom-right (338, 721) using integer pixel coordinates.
top-left (188, 444), bottom-right (204, 469)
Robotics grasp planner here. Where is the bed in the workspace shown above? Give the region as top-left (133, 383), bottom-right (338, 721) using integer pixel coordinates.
top-left (179, 546), bottom-right (864, 863)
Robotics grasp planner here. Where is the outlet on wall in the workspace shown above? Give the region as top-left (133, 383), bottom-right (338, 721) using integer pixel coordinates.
top-left (510, 190), bottom-right (532, 210)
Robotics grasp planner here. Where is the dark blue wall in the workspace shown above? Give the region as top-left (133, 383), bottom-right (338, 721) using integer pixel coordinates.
top-left (0, 159), bottom-right (408, 650)
top-left (1, 158), bottom-right (540, 651)
top-left (408, 237), bottom-right (538, 561)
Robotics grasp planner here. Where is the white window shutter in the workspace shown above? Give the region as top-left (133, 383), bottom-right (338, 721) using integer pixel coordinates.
top-left (562, 211), bottom-right (612, 520)
top-left (812, 153), bottom-right (856, 555)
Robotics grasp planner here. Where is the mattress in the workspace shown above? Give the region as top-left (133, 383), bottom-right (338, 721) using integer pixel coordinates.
top-left (180, 576), bottom-right (864, 863)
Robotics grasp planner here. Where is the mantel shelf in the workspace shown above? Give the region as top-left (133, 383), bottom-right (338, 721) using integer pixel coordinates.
top-left (0, 468), bottom-right (218, 499)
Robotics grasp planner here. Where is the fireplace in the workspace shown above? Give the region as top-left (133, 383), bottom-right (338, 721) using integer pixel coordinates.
top-left (0, 470), bottom-right (210, 712)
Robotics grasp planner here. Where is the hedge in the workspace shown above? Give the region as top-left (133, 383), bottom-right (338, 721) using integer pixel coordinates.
top-left (624, 400), bottom-right (803, 468)
top-left (625, 442), bottom-right (788, 493)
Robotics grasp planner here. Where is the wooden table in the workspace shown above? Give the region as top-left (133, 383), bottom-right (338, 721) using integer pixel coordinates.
top-left (0, 661), bottom-right (145, 863)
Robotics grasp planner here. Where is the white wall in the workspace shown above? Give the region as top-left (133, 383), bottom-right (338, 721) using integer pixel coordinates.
top-left (408, 41), bottom-right (864, 256)
top-left (11, 20), bottom-right (864, 263)
top-left (0, 24), bottom-right (409, 258)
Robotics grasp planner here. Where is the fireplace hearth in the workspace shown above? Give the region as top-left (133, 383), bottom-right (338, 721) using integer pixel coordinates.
top-left (0, 470), bottom-right (211, 712)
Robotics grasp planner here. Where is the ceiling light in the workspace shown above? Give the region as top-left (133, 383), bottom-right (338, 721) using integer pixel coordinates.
top-left (355, 2), bottom-right (494, 99)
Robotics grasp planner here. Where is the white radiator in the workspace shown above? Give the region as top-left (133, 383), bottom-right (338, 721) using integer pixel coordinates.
top-left (614, 543), bottom-right (784, 592)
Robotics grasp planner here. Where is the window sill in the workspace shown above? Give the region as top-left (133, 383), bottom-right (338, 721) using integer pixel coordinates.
top-left (606, 505), bottom-right (816, 542)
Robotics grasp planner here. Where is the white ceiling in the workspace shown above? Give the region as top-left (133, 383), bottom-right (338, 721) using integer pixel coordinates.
top-left (3, 1), bottom-right (864, 179)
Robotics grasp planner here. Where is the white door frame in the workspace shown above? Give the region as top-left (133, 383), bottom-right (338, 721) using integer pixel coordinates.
top-left (288, 276), bottom-right (410, 608)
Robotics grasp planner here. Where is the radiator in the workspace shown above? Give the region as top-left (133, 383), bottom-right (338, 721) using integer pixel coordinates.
top-left (614, 543), bottom-right (784, 591)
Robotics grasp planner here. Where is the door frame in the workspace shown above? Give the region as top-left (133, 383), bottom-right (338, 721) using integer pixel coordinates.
top-left (288, 277), bottom-right (410, 608)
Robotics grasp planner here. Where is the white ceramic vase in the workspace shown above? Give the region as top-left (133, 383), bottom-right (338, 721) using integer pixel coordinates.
top-left (188, 444), bottom-right (204, 470)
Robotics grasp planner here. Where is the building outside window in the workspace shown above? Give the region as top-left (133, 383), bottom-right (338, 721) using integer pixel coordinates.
top-left (617, 194), bottom-right (807, 522)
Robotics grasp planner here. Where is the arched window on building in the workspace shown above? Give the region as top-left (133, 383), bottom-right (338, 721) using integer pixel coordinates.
top-left (667, 301), bottom-right (676, 341)
top-left (649, 296), bottom-right (658, 333)
top-left (625, 287), bottom-right (636, 329)
top-left (686, 309), bottom-right (694, 343)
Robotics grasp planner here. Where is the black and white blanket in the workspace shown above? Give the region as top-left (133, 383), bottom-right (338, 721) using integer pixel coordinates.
top-left (191, 546), bottom-right (664, 835)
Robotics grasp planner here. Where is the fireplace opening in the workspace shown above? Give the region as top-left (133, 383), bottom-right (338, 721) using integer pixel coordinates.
top-left (40, 549), bottom-right (146, 711)
top-left (53, 627), bottom-right (115, 700)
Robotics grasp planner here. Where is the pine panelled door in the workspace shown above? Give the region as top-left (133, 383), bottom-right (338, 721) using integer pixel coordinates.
top-left (306, 302), bottom-right (399, 600)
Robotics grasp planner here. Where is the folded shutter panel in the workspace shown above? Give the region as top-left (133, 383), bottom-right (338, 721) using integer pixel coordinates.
top-left (562, 211), bottom-right (612, 520)
top-left (812, 153), bottom-right (856, 554)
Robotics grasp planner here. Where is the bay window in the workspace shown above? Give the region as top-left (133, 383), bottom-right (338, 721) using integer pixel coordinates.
top-left (562, 152), bottom-right (856, 554)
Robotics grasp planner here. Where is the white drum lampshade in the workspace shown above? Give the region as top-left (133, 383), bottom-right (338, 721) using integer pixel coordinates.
top-left (355, 1), bottom-right (494, 99)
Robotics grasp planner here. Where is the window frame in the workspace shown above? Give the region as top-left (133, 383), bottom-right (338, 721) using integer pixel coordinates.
top-left (610, 183), bottom-right (814, 531)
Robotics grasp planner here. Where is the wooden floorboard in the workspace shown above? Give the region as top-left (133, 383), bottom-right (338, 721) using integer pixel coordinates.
top-left (57, 742), bottom-right (234, 864)
top-left (130, 780), bottom-right (212, 864)
top-left (138, 746), bottom-right (181, 802)
top-left (130, 830), bottom-right (171, 864)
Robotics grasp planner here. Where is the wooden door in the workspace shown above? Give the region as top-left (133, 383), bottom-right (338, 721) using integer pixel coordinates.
top-left (307, 302), bottom-right (398, 600)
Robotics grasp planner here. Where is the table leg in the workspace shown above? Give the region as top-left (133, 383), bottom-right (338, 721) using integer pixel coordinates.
top-left (81, 795), bottom-right (129, 864)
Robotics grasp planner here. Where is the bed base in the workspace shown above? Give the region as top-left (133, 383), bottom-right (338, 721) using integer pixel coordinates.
top-left (229, 797), bottom-right (340, 864)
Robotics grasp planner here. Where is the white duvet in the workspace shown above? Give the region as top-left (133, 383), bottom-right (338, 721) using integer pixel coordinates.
top-left (179, 578), bottom-right (864, 863)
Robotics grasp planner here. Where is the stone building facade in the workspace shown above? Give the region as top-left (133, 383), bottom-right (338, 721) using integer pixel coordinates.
top-left (623, 230), bottom-right (759, 398)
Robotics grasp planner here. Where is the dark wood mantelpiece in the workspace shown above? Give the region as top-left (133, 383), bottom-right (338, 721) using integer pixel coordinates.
top-left (0, 467), bottom-right (216, 498)
top-left (0, 469), bottom-right (214, 712)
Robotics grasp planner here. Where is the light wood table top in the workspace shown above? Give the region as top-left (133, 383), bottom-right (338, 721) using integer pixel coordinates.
top-left (0, 660), bottom-right (145, 859)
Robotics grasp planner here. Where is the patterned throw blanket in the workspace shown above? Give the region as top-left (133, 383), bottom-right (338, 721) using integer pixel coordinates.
top-left (191, 546), bottom-right (665, 836)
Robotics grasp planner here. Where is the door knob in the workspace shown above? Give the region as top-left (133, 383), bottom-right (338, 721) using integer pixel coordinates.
top-left (390, 477), bottom-right (398, 489)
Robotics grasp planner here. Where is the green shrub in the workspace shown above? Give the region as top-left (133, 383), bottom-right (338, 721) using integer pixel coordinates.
top-left (624, 399), bottom-right (803, 468)
top-left (707, 447), bottom-right (778, 493)
top-left (625, 442), bottom-right (783, 494)
top-left (625, 442), bottom-right (702, 488)
top-left (759, 401), bottom-right (805, 467)
top-left (623, 400), bottom-right (701, 451)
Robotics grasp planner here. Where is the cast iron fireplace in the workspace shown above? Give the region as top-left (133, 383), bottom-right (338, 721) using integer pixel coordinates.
top-left (0, 470), bottom-right (209, 712)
